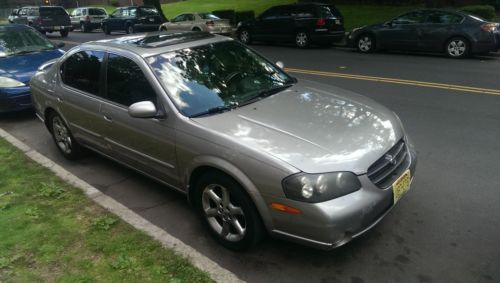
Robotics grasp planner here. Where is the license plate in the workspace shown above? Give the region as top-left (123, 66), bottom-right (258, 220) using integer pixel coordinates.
top-left (392, 169), bottom-right (411, 204)
top-left (335, 19), bottom-right (341, 25)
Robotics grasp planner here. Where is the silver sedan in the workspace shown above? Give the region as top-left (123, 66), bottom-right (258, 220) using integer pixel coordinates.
top-left (30, 32), bottom-right (417, 251)
top-left (159, 12), bottom-right (232, 35)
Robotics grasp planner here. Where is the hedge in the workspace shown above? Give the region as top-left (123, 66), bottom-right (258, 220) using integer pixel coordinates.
top-left (461, 5), bottom-right (496, 20)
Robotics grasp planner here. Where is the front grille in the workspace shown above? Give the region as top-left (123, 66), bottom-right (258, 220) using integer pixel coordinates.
top-left (367, 139), bottom-right (409, 189)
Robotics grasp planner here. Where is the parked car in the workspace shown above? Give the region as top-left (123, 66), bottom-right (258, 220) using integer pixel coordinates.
top-left (0, 24), bottom-right (64, 112)
top-left (102, 6), bottom-right (162, 34)
top-left (69, 7), bottom-right (108, 32)
top-left (12, 6), bottom-right (72, 37)
top-left (7, 9), bottom-right (19, 23)
top-left (236, 3), bottom-right (345, 48)
top-left (159, 12), bottom-right (232, 35)
top-left (31, 31), bottom-right (416, 250)
top-left (348, 9), bottom-right (500, 58)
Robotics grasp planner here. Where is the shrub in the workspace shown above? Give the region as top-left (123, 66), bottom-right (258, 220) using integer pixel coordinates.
top-left (235, 10), bottom-right (255, 25)
top-left (461, 5), bottom-right (496, 20)
top-left (212, 9), bottom-right (236, 25)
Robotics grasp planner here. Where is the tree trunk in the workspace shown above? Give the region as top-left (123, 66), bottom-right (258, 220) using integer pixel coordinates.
top-left (143, 0), bottom-right (167, 22)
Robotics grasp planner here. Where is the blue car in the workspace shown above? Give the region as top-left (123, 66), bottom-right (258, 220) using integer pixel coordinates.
top-left (0, 24), bottom-right (64, 112)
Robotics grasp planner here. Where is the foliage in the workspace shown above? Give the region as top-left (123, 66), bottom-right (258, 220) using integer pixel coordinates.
top-left (461, 5), bottom-right (496, 20)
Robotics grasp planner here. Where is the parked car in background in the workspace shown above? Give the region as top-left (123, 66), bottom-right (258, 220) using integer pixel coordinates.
top-left (348, 9), bottom-right (500, 58)
top-left (7, 9), bottom-right (19, 23)
top-left (12, 6), bottom-right (72, 37)
top-left (102, 6), bottom-right (162, 34)
top-left (31, 31), bottom-right (416, 251)
top-left (236, 3), bottom-right (345, 48)
top-left (70, 7), bottom-right (108, 32)
top-left (0, 24), bottom-right (64, 112)
top-left (159, 12), bottom-right (232, 35)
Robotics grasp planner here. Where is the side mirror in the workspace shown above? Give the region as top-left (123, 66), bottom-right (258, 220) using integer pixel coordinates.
top-left (56, 42), bottom-right (65, 48)
top-left (275, 61), bottom-right (285, 69)
top-left (384, 21), bottom-right (393, 27)
top-left (128, 101), bottom-right (159, 119)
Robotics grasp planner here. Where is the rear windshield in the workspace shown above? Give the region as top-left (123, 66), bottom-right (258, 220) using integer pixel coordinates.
top-left (40, 7), bottom-right (68, 16)
top-left (199, 13), bottom-right (220, 20)
top-left (320, 5), bottom-right (342, 18)
top-left (89, 8), bottom-right (106, 16)
top-left (138, 7), bottom-right (159, 16)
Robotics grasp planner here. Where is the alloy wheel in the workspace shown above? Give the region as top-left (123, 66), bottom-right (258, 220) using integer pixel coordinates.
top-left (52, 116), bottom-right (73, 155)
top-left (202, 184), bottom-right (246, 242)
top-left (296, 32), bottom-right (308, 48)
top-left (239, 30), bottom-right (250, 43)
top-left (447, 39), bottom-right (467, 57)
top-left (358, 36), bottom-right (373, 52)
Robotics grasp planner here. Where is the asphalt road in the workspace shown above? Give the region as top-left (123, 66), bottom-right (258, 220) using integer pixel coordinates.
top-left (1, 31), bottom-right (499, 283)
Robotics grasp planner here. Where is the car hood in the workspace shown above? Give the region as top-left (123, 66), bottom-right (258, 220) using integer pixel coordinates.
top-left (193, 81), bottom-right (404, 174)
top-left (0, 49), bottom-right (64, 84)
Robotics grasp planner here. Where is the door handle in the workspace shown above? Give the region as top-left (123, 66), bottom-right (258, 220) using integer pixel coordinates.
top-left (103, 114), bottom-right (113, 122)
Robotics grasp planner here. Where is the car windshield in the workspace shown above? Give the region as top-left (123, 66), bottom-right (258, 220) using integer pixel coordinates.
top-left (199, 13), bottom-right (220, 20)
top-left (147, 41), bottom-right (294, 117)
top-left (0, 28), bottom-right (55, 58)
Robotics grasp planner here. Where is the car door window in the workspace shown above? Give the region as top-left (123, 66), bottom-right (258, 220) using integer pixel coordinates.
top-left (106, 54), bottom-right (156, 107)
top-left (393, 11), bottom-right (426, 25)
top-left (82, 9), bottom-right (87, 16)
top-left (426, 12), bottom-right (463, 24)
top-left (292, 5), bottom-right (316, 18)
top-left (111, 9), bottom-right (121, 18)
top-left (260, 7), bottom-right (279, 20)
top-left (129, 8), bottom-right (137, 17)
top-left (61, 50), bottom-right (105, 96)
top-left (173, 14), bottom-right (185, 22)
top-left (186, 14), bottom-right (194, 21)
top-left (18, 8), bottom-right (27, 16)
top-left (74, 9), bottom-right (81, 17)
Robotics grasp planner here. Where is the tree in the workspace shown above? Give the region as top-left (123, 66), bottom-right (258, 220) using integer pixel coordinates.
top-left (143, 0), bottom-right (168, 21)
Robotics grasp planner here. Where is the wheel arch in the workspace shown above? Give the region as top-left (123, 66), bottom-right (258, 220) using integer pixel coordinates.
top-left (443, 34), bottom-right (472, 51)
top-left (43, 107), bottom-right (60, 133)
top-left (185, 157), bottom-right (273, 232)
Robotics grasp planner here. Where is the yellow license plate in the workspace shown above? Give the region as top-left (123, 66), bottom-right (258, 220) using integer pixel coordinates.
top-left (392, 169), bottom-right (411, 204)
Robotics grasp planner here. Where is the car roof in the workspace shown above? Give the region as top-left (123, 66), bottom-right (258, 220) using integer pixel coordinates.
top-left (85, 31), bottom-right (231, 57)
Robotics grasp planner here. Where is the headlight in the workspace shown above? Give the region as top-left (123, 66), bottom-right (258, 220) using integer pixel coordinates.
top-left (282, 172), bottom-right (361, 203)
top-left (0, 76), bottom-right (26, 88)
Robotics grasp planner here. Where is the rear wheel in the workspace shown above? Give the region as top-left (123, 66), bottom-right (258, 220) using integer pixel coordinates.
top-left (194, 172), bottom-right (264, 250)
top-left (445, 37), bottom-right (469, 58)
top-left (126, 24), bottom-right (134, 34)
top-left (295, 31), bottom-right (309, 48)
top-left (48, 113), bottom-right (82, 160)
top-left (238, 29), bottom-right (251, 44)
top-left (60, 30), bottom-right (69, 37)
top-left (357, 34), bottom-right (375, 53)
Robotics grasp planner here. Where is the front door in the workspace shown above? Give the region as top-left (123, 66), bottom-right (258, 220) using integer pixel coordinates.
top-left (379, 11), bottom-right (427, 51)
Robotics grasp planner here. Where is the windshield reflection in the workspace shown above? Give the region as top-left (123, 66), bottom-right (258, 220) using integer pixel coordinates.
top-left (0, 28), bottom-right (55, 57)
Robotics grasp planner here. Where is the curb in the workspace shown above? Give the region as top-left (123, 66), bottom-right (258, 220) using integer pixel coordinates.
top-left (0, 127), bottom-right (243, 283)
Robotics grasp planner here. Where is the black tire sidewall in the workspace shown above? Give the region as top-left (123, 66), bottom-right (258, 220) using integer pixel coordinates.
top-left (446, 37), bottom-right (469, 58)
top-left (48, 113), bottom-right (81, 160)
top-left (295, 31), bottom-right (309, 48)
top-left (239, 29), bottom-right (251, 44)
top-left (357, 34), bottom-right (375, 53)
top-left (194, 172), bottom-right (263, 251)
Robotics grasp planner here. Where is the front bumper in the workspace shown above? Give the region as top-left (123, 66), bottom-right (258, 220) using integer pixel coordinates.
top-left (267, 136), bottom-right (417, 250)
top-left (0, 87), bottom-right (32, 113)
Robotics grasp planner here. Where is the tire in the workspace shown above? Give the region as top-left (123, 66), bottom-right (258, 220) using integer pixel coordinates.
top-left (126, 24), bottom-right (134, 34)
top-left (238, 29), bottom-right (251, 44)
top-left (445, 37), bottom-right (469, 59)
top-left (295, 31), bottom-right (309, 48)
top-left (60, 30), bottom-right (69, 37)
top-left (192, 27), bottom-right (201, 32)
top-left (103, 24), bottom-right (111, 35)
top-left (48, 113), bottom-right (82, 160)
top-left (357, 34), bottom-right (375, 53)
top-left (160, 26), bottom-right (167, 32)
top-left (194, 172), bottom-right (264, 251)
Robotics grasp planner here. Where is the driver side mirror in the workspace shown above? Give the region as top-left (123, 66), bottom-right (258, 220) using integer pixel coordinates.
top-left (128, 101), bottom-right (161, 119)
top-left (276, 61), bottom-right (285, 69)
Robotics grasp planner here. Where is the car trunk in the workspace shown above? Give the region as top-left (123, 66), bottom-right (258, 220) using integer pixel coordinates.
top-left (40, 7), bottom-right (70, 27)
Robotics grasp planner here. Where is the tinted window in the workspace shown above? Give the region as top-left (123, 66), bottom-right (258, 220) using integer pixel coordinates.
top-left (426, 12), bottom-right (463, 24)
top-left (106, 54), bottom-right (156, 107)
top-left (260, 7), bottom-right (279, 19)
top-left (40, 7), bottom-right (67, 16)
top-left (61, 51), bottom-right (104, 95)
top-left (393, 11), bottom-right (426, 24)
top-left (199, 13), bottom-right (219, 20)
top-left (89, 8), bottom-right (106, 16)
top-left (291, 5), bottom-right (316, 18)
top-left (185, 14), bottom-right (195, 21)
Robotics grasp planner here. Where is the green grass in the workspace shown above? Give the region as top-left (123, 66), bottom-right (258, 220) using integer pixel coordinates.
top-left (0, 138), bottom-right (211, 282)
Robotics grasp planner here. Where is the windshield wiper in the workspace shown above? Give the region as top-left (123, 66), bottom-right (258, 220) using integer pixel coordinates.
top-left (240, 83), bottom-right (294, 106)
top-left (190, 104), bottom-right (238, 118)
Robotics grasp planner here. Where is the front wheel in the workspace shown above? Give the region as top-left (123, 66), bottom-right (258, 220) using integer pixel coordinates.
top-left (445, 37), bottom-right (469, 58)
top-left (295, 31), bottom-right (309, 48)
top-left (357, 34), bottom-right (375, 53)
top-left (238, 29), bottom-right (251, 44)
top-left (195, 172), bottom-right (264, 250)
top-left (49, 113), bottom-right (83, 160)
top-left (126, 24), bottom-right (134, 34)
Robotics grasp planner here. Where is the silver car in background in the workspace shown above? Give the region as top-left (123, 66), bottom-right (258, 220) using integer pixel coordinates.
top-left (159, 13), bottom-right (232, 35)
top-left (30, 32), bottom-right (417, 251)
top-left (69, 7), bottom-right (108, 32)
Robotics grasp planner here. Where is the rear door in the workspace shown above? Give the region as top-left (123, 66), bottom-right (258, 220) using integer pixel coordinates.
top-left (100, 53), bottom-right (179, 186)
top-left (39, 7), bottom-right (71, 28)
top-left (379, 11), bottom-right (427, 50)
top-left (253, 7), bottom-right (281, 41)
top-left (58, 50), bottom-right (108, 150)
top-left (418, 11), bottom-right (464, 51)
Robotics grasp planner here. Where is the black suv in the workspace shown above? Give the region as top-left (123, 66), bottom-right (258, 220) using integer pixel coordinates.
top-left (102, 6), bottom-right (163, 34)
top-left (237, 3), bottom-right (345, 48)
top-left (12, 6), bottom-right (72, 37)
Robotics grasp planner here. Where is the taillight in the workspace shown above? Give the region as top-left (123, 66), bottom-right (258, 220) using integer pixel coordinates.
top-left (481, 23), bottom-right (496, 32)
top-left (316, 17), bottom-right (326, 28)
top-left (206, 20), bottom-right (214, 27)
